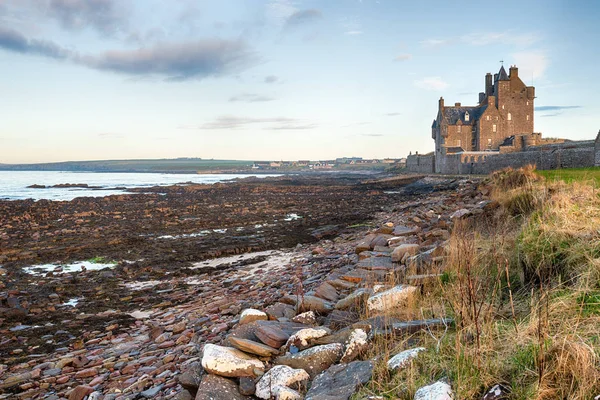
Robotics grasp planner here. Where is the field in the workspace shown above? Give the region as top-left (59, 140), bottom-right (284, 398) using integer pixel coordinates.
top-left (535, 167), bottom-right (600, 185)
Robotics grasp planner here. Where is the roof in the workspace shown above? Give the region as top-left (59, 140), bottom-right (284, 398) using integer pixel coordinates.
top-left (445, 146), bottom-right (464, 154)
top-left (432, 119), bottom-right (437, 128)
top-left (443, 105), bottom-right (486, 125)
top-left (498, 65), bottom-right (509, 81)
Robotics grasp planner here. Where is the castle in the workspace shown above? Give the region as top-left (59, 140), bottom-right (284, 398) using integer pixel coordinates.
top-left (408, 65), bottom-right (600, 174)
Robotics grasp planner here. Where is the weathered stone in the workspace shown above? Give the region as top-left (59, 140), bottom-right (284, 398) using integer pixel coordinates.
top-left (393, 226), bottom-right (419, 236)
top-left (391, 244), bottom-right (420, 262)
top-left (256, 325), bottom-right (290, 348)
top-left (255, 365), bottom-right (310, 400)
top-left (229, 337), bottom-right (280, 357)
top-left (239, 309), bottom-right (268, 325)
top-left (305, 360), bottom-right (373, 400)
top-left (340, 329), bottom-right (369, 363)
top-left (387, 347), bottom-right (425, 371)
top-left (366, 285), bottom-right (417, 314)
top-left (369, 234), bottom-right (393, 249)
top-left (357, 256), bottom-right (393, 270)
top-left (239, 377), bottom-right (256, 396)
top-left (327, 279), bottom-right (355, 291)
top-left (340, 268), bottom-right (388, 284)
top-left (177, 362), bottom-right (204, 395)
top-left (298, 296), bottom-right (334, 314)
top-left (414, 381), bottom-right (454, 400)
top-left (265, 303), bottom-right (296, 319)
top-left (335, 288), bottom-right (373, 311)
top-left (450, 209), bottom-right (470, 220)
top-left (324, 309), bottom-right (358, 330)
top-left (292, 311), bottom-right (317, 325)
top-left (0, 372), bottom-right (32, 389)
top-left (201, 344), bottom-right (264, 378)
top-left (68, 385), bottom-right (94, 400)
top-left (314, 282), bottom-right (338, 302)
top-left (195, 374), bottom-right (249, 400)
top-left (141, 385), bottom-right (164, 399)
top-left (285, 327), bottom-right (331, 351)
top-left (274, 343), bottom-right (343, 378)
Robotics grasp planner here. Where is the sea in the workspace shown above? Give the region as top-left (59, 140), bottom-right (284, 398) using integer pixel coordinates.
top-left (0, 171), bottom-right (280, 201)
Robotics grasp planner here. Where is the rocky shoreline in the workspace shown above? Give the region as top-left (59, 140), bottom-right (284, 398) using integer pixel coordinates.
top-left (0, 174), bottom-right (488, 399)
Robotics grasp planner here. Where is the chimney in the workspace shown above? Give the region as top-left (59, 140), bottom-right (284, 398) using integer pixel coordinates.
top-left (439, 97), bottom-right (444, 110)
top-left (509, 65), bottom-right (518, 79)
top-left (479, 92), bottom-right (485, 104)
top-left (455, 102), bottom-right (461, 107)
top-left (485, 73), bottom-right (493, 96)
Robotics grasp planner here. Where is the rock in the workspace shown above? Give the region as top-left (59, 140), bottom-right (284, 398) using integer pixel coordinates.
top-left (391, 244), bottom-right (420, 262)
top-left (357, 257), bottom-right (393, 270)
top-left (327, 279), bottom-right (355, 291)
top-left (324, 309), bottom-right (358, 331)
top-left (292, 311), bottom-right (317, 325)
top-left (366, 285), bottom-right (417, 314)
top-left (201, 344), bottom-right (265, 378)
top-left (369, 234), bottom-right (393, 249)
top-left (68, 385), bottom-right (94, 400)
top-left (255, 365), bottom-right (310, 400)
top-left (340, 329), bottom-right (369, 363)
top-left (414, 381), bottom-right (454, 400)
top-left (239, 377), bottom-right (256, 396)
top-left (335, 288), bottom-right (373, 311)
top-left (195, 374), bottom-right (249, 400)
top-left (256, 325), bottom-right (290, 348)
top-left (393, 226), bottom-right (419, 236)
top-left (305, 360), bottom-right (373, 400)
top-left (340, 268), bottom-right (388, 284)
top-left (239, 309), bottom-right (269, 325)
top-left (314, 282), bottom-right (339, 302)
top-left (298, 296), bottom-right (334, 314)
top-left (275, 343), bottom-right (344, 378)
top-left (265, 303), bottom-right (297, 320)
top-left (178, 362), bottom-right (204, 395)
top-left (141, 385), bottom-right (164, 398)
top-left (0, 372), bottom-right (31, 389)
top-left (482, 384), bottom-right (509, 400)
top-left (229, 337), bottom-right (280, 357)
top-left (450, 209), bottom-right (470, 220)
top-left (285, 327), bottom-right (331, 351)
top-left (271, 386), bottom-right (303, 400)
top-left (387, 347), bottom-right (425, 371)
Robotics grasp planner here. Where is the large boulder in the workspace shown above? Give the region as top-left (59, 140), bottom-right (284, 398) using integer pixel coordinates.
top-left (305, 360), bottom-right (373, 400)
top-left (255, 365), bottom-right (310, 400)
top-left (275, 343), bottom-right (344, 378)
top-left (335, 288), bottom-right (372, 311)
top-left (285, 327), bottom-right (331, 351)
top-left (414, 381), bottom-right (454, 400)
top-left (340, 329), bottom-right (369, 363)
top-left (366, 285), bottom-right (417, 314)
top-left (201, 344), bottom-right (264, 378)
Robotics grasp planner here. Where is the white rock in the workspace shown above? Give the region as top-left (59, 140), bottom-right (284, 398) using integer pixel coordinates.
top-left (292, 311), bottom-right (317, 325)
top-left (239, 308), bottom-right (268, 325)
top-left (391, 244), bottom-right (420, 262)
top-left (201, 344), bottom-right (265, 378)
top-left (366, 285), bottom-right (417, 314)
top-left (286, 327), bottom-right (330, 350)
top-left (255, 365), bottom-right (310, 399)
top-left (450, 209), bottom-right (470, 219)
top-left (387, 347), bottom-right (425, 371)
top-left (414, 381), bottom-right (454, 400)
top-left (340, 329), bottom-right (369, 363)
top-left (272, 386), bottom-right (303, 400)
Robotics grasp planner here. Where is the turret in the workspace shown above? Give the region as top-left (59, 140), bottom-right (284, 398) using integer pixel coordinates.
top-left (439, 97), bottom-right (444, 111)
top-left (509, 65), bottom-right (518, 79)
top-left (485, 73), bottom-right (493, 96)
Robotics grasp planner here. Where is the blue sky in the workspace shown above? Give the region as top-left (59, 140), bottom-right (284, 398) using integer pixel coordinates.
top-left (0, 0), bottom-right (597, 163)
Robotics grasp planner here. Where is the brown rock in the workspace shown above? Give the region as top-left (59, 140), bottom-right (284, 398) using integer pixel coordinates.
top-left (228, 337), bottom-right (279, 357)
top-left (314, 282), bottom-right (339, 302)
top-left (255, 325), bottom-right (289, 348)
top-left (68, 385), bottom-right (94, 400)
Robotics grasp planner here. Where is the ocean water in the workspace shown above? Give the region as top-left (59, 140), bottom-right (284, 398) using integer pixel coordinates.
top-left (0, 171), bottom-right (279, 201)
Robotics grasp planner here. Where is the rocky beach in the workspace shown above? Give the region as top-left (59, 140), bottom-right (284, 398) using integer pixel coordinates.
top-left (0, 173), bottom-right (487, 399)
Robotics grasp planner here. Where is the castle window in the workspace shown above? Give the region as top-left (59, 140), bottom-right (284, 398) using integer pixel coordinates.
top-left (527, 115), bottom-right (530, 121)
top-left (502, 105), bottom-right (505, 109)
top-left (465, 112), bottom-right (470, 122)
top-left (493, 124), bottom-right (497, 133)
top-left (508, 113), bottom-right (512, 121)
top-left (487, 138), bottom-right (492, 148)
top-left (457, 139), bottom-right (461, 147)
top-left (486, 116), bottom-right (490, 121)
top-left (527, 101), bottom-right (529, 106)
top-left (457, 125), bottom-right (461, 133)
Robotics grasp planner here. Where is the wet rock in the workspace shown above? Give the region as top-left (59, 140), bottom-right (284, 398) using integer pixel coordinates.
top-left (229, 337), bottom-right (280, 357)
top-left (305, 360), bottom-right (373, 400)
top-left (387, 347), bottom-right (426, 371)
top-left (340, 329), bottom-right (369, 363)
top-left (255, 365), bottom-right (310, 400)
top-left (366, 285), bottom-right (417, 314)
top-left (239, 309), bottom-right (268, 325)
top-left (195, 374), bottom-right (249, 400)
top-left (274, 343), bottom-right (343, 378)
top-left (391, 244), bottom-right (420, 263)
top-left (414, 381), bottom-right (454, 400)
top-left (201, 344), bottom-right (265, 378)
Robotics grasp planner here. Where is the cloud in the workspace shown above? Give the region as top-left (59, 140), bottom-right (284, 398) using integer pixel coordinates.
top-left (540, 113), bottom-right (561, 118)
top-left (361, 133), bottom-right (384, 137)
top-left (414, 77), bottom-right (449, 91)
top-left (512, 50), bottom-right (548, 79)
top-left (285, 9), bottom-right (321, 28)
top-left (385, 112), bottom-right (401, 116)
top-left (266, 123), bottom-right (318, 130)
top-left (229, 93), bottom-right (275, 102)
top-left (264, 75), bottom-right (278, 83)
top-left (0, 26), bottom-right (72, 59)
top-left (394, 53), bottom-right (411, 62)
top-left (81, 39), bottom-right (257, 80)
top-left (47, 0), bottom-right (128, 35)
top-left (197, 115), bottom-right (316, 130)
top-left (421, 31), bottom-right (540, 49)
top-left (535, 106), bottom-right (582, 112)
top-left (420, 38), bottom-right (452, 48)
top-left (345, 30), bottom-right (363, 35)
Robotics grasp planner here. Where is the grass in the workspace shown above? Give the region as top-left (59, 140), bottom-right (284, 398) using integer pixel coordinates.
top-left (351, 165), bottom-right (600, 399)
top-left (535, 167), bottom-right (600, 185)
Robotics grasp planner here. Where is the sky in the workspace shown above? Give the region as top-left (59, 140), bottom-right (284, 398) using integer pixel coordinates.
top-left (0, 0), bottom-right (598, 163)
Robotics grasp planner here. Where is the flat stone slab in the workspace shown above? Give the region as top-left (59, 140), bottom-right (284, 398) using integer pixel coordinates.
top-left (275, 343), bottom-right (343, 379)
top-left (305, 360), bottom-right (373, 400)
top-left (228, 337), bottom-right (280, 357)
top-left (340, 268), bottom-right (388, 284)
top-left (201, 344), bottom-right (264, 378)
top-left (357, 256), bottom-right (393, 270)
top-left (366, 285), bottom-right (417, 314)
top-left (335, 288), bottom-right (373, 311)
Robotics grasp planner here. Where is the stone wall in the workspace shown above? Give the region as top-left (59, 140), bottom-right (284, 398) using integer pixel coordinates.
top-left (406, 154), bottom-right (435, 174)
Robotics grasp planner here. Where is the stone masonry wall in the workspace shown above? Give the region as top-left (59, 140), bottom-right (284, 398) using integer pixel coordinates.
top-left (406, 154), bottom-right (435, 174)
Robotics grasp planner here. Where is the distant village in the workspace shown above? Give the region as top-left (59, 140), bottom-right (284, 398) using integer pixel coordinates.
top-left (251, 157), bottom-right (406, 170)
